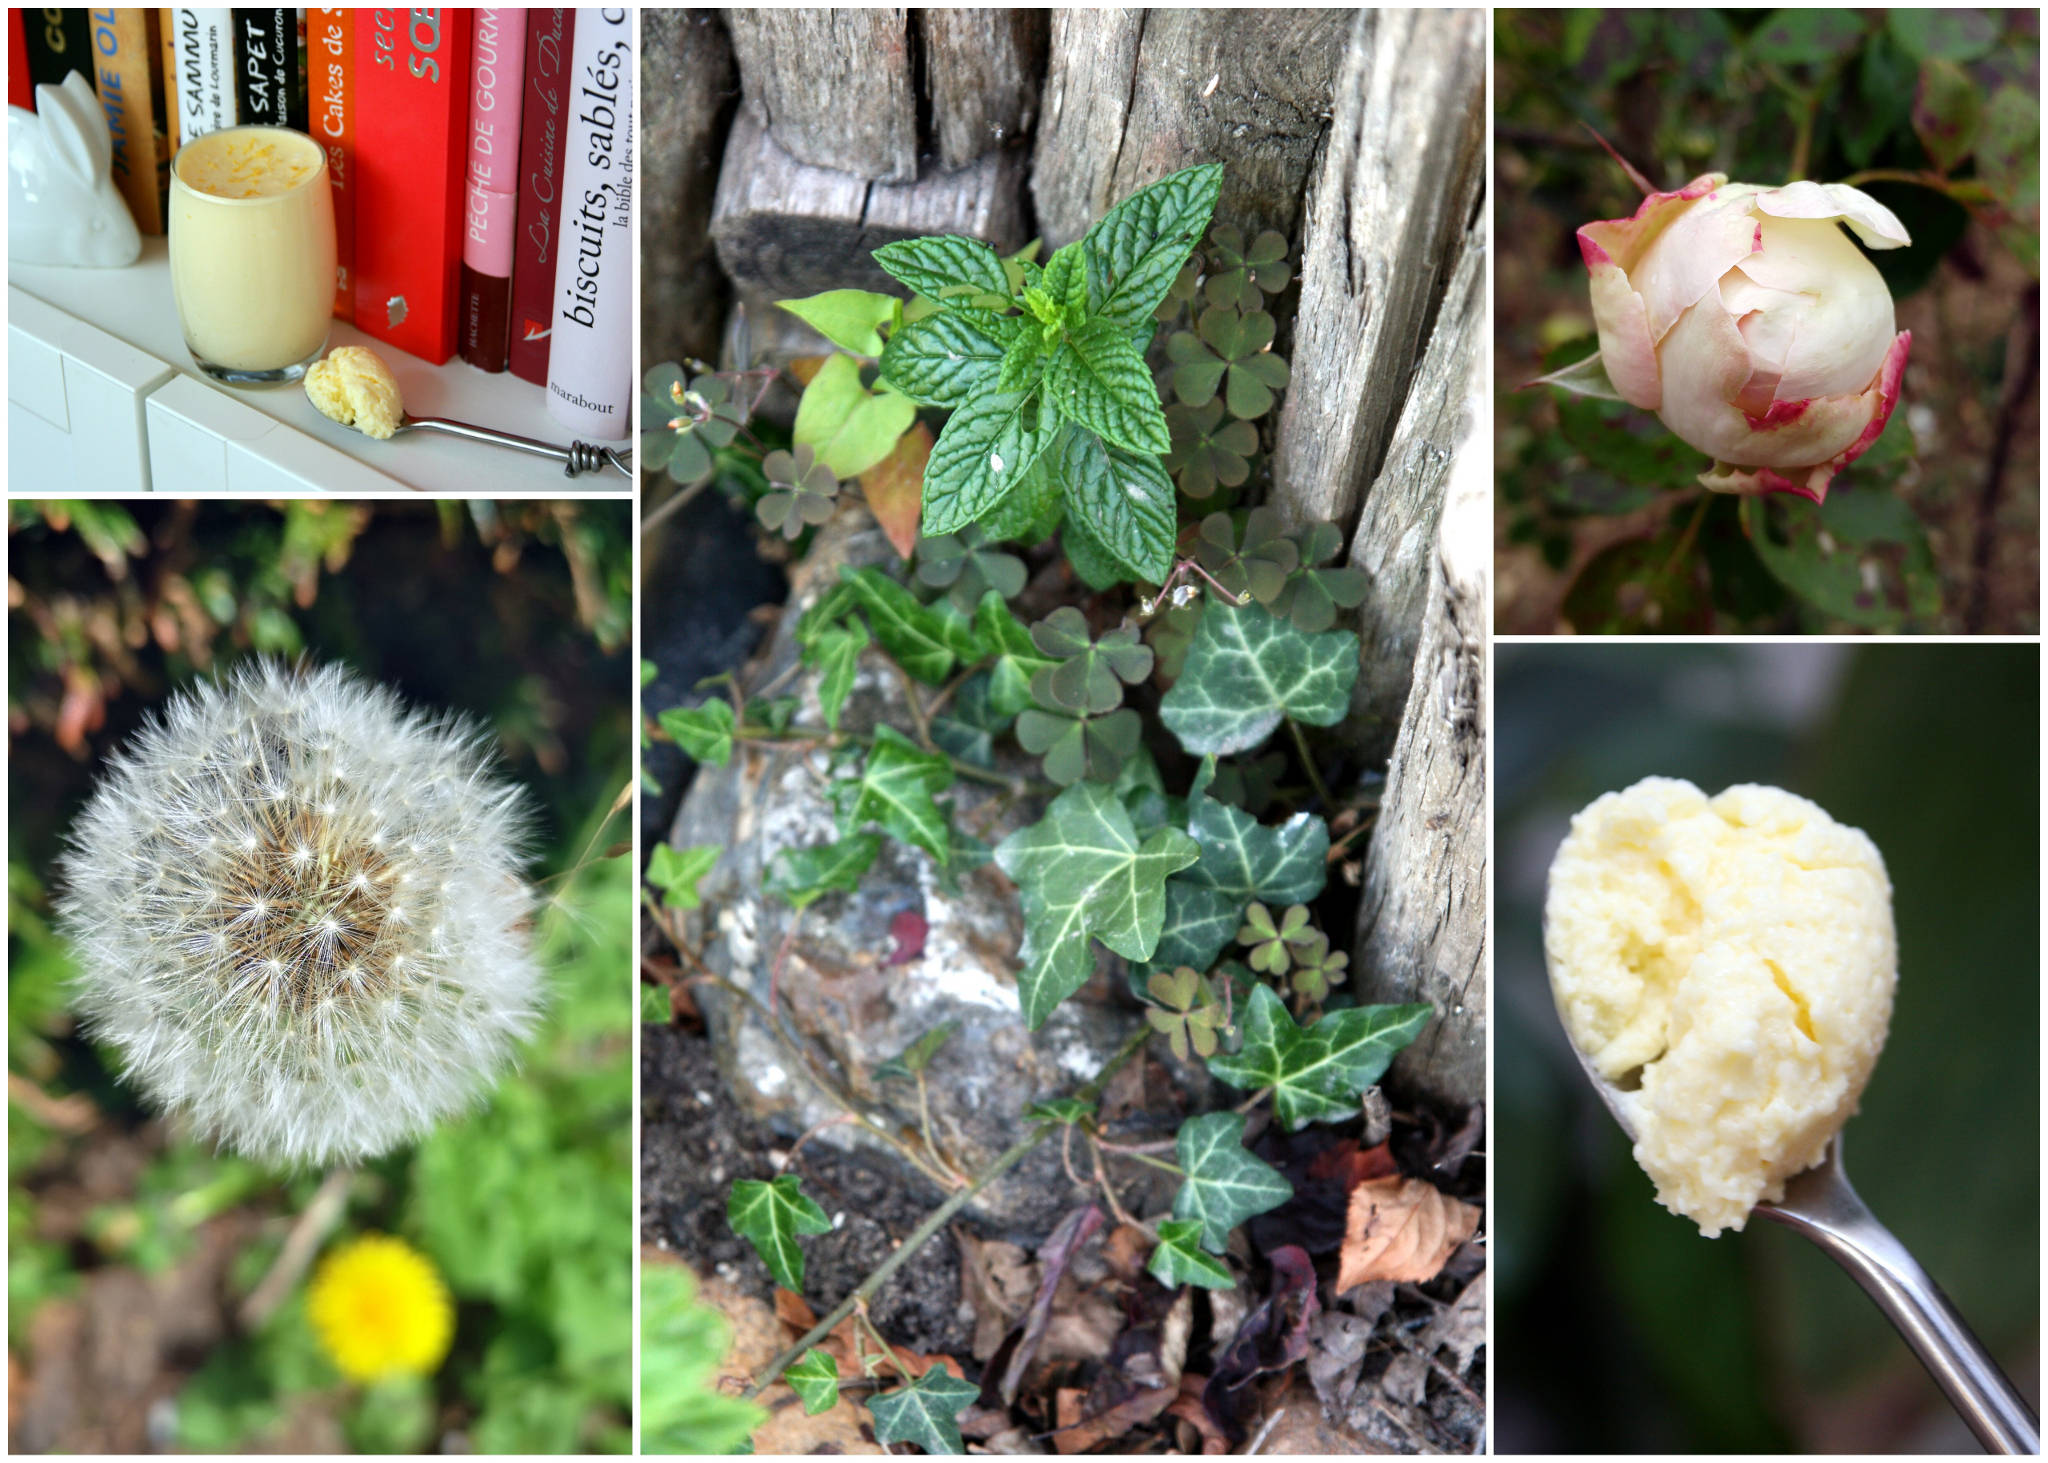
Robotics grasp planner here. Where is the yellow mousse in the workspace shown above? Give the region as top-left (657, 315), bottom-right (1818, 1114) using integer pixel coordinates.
top-left (304, 347), bottom-right (404, 439)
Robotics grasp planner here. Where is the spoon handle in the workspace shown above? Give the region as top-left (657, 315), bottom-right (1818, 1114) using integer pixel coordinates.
top-left (1759, 1141), bottom-right (2038, 1453)
top-left (401, 416), bottom-right (631, 478)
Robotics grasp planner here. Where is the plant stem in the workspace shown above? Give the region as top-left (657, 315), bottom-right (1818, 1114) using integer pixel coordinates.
top-left (1285, 717), bottom-right (1334, 808)
top-left (238, 1166), bottom-right (352, 1331)
top-left (745, 1024), bottom-right (1153, 1397)
top-left (1659, 493), bottom-right (1711, 584)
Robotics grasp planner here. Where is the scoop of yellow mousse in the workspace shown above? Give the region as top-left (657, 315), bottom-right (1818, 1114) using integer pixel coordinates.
top-left (1545, 778), bottom-right (1895, 1236)
top-left (305, 346), bottom-right (404, 440)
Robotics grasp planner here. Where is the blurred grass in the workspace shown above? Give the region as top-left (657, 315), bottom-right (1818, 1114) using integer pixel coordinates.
top-left (6, 499), bottom-right (632, 1454)
top-left (1495, 643), bottom-right (2039, 1451)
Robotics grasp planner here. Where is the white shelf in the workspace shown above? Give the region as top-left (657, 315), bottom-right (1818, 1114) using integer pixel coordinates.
top-left (9, 239), bottom-right (628, 494)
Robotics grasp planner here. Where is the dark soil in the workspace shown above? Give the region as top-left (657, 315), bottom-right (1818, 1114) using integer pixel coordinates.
top-left (639, 1021), bottom-right (972, 1358)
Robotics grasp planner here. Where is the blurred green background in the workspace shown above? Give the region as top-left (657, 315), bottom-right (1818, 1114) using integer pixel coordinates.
top-left (1496, 642), bottom-right (2039, 1451)
top-left (1495, 8), bottom-right (2039, 634)
top-left (7, 499), bottom-right (633, 1454)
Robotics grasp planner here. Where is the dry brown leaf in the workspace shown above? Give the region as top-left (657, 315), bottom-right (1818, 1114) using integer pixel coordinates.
top-left (786, 355), bottom-right (830, 387)
top-left (683, 1263), bottom-right (882, 1454)
top-left (1335, 1177), bottom-right (1480, 1292)
top-left (774, 1285), bottom-right (967, 1384)
top-left (955, 1227), bottom-right (1038, 1361)
top-left (859, 420), bottom-right (933, 560)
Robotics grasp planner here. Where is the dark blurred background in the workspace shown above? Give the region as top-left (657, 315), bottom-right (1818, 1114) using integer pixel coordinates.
top-left (1495, 9), bottom-right (2039, 634)
top-left (8, 499), bottom-right (634, 1454)
top-left (1496, 642), bottom-right (2040, 1451)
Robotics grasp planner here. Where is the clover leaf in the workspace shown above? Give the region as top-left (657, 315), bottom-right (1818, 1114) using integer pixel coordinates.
top-left (642, 363), bottom-right (746, 487)
top-left (1144, 966), bottom-right (1228, 1061)
top-left (1288, 931), bottom-right (1350, 1003)
top-left (758, 445), bottom-right (841, 539)
top-left (1165, 399), bottom-right (1259, 499)
top-left (1203, 225), bottom-right (1292, 312)
top-left (1167, 306), bottom-right (1292, 419)
top-left (1027, 607), bottom-right (1155, 714)
top-left (1172, 1110), bottom-right (1293, 1251)
top-left (727, 1174), bottom-right (832, 1292)
top-left (868, 1365), bottom-right (981, 1455)
top-left (1159, 600), bottom-right (1360, 757)
top-left (1015, 705), bottom-right (1142, 786)
top-left (1238, 901), bottom-right (1315, 975)
top-left (1268, 520), bottom-right (1371, 633)
top-left (993, 782), bottom-right (1199, 1028)
top-left (975, 593), bottom-right (1058, 718)
top-left (1195, 508), bottom-right (1300, 604)
top-left (1207, 985), bottom-right (1433, 1130)
top-left (915, 527), bottom-right (1028, 612)
top-left (1147, 1218), bottom-right (1236, 1290)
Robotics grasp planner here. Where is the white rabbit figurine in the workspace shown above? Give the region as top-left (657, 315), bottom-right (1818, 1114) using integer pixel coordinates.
top-left (9, 70), bottom-right (142, 268)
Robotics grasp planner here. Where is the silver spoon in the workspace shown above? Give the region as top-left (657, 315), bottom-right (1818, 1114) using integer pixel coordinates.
top-left (1573, 1044), bottom-right (2038, 1453)
top-left (390, 415), bottom-right (631, 479)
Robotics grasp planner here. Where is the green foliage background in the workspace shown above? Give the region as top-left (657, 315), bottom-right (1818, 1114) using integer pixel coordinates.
top-left (8, 499), bottom-right (633, 1454)
top-left (1495, 643), bottom-right (2039, 1450)
top-left (1495, 8), bottom-right (2039, 634)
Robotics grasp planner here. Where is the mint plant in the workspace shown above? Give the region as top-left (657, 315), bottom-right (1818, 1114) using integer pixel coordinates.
top-left (644, 163), bottom-right (1448, 1456)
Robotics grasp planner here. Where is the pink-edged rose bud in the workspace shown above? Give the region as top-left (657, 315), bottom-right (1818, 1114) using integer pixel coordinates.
top-left (1543, 174), bottom-right (1913, 505)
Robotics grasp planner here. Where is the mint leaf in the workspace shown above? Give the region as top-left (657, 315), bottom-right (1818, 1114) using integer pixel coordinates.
top-left (873, 234), bottom-right (1012, 305)
top-left (1160, 601), bottom-right (1359, 757)
top-left (1041, 240), bottom-right (1090, 323)
top-left (1055, 428), bottom-right (1178, 583)
top-left (1147, 1217), bottom-right (1237, 1290)
top-left (976, 592), bottom-right (1058, 718)
top-left (793, 353), bottom-right (919, 478)
top-left (660, 701), bottom-right (736, 765)
top-left (879, 308), bottom-right (1018, 407)
top-left (1172, 1111), bottom-right (1293, 1251)
top-left (994, 782), bottom-right (1200, 1028)
top-left (996, 326), bottom-right (1046, 392)
top-left (647, 844), bottom-right (719, 910)
top-left (1060, 499), bottom-right (1135, 590)
top-left (1083, 164), bottom-right (1225, 327)
top-left (1207, 985), bottom-right (1433, 1130)
top-left (979, 435), bottom-right (1067, 546)
top-left (726, 1175), bottom-right (832, 1292)
top-left (868, 1365), bottom-right (981, 1455)
top-left (805, 620), bottom-right (869, 731)
top-left (777, 289), bottom-right (899, 357)
top-left (922, 390), bottom-right (1061, 537)
top-left (842, 566), bottom-right (960, 685)
top-left (767, 834), bottom-right (883, 912)
top-left (784, 1348), bottom-right (840, 1416)
top-left (1045, 318), bottom-right (1172, 455)
top-left (832, 726), bottom-right (954, 862)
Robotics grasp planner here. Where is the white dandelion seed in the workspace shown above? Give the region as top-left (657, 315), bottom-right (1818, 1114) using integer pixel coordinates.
top-left (57, 660), bottom-right (543, 1167)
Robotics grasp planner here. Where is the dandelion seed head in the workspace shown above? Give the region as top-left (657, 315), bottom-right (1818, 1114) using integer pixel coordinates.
top-left (57, 660), bottom-right (543, 1168)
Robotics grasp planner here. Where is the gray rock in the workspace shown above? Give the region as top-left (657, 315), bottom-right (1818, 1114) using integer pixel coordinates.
top-left (666, 511), bottom-right (1162, 1241)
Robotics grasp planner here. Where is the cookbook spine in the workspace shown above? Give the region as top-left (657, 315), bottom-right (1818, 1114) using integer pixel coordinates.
top-left (457, 8), bottom-right (526, 373)
top-left (88, 8), bottom-right (169, 233)
top-left (167, 7), bottom-right (234, 140)
top-left (545, 8), bottom-right (632, 441)
top-left (309, 7), bottom-right (351, 318)
top-left (23, 8), bottom-right (95, 90)
top-left (506, 6), bottom-right (571, 387)
top-left (228, 8), bottom-right (301, 131)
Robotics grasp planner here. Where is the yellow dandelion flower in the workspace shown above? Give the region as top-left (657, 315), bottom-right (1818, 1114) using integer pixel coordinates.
top-left (307, 1233), bottom-right (455, 1383)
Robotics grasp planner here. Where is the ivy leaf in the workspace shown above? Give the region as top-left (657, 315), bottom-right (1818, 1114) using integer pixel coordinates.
top-left (793, 354), bottom-right (919, 479)
top-left (1173, 1111), bottom-right (1294, 1251)
top-left (1208, 985), bottom-right (1434, 1130)
top-left (1160, 601), bottom-right (1359, 757)
top-left (767, 834), bottom-right (883, 912)
top-left (1147, 1218), bottom-right (1237, 1290)
top-left (841, 566), bottom-right (960, 685)
top-left (647, 844), bottom-right (720, 910)
top-left (805, 620), bottom-right (869, 732)
top-left (1082, 163), bottom-right (1225, 327)
top-left (1183, 787), bottom-right (1330, 905)
top-left (1015, 706), bottom-right (1142, 786)
top-left (878, 308), bottom-right (1018, 407)
top-left (931, 670), bottom-right (1011, 768)
top-left (976, 593), bottom-right (1059, 718)
top-left (868, 1364), bottom-right (981, 1455)
top-left (832, 726), bottom-right (955, 861)
top-left (726, 1175), bottom-right (832, 1292)
top-left (994, 782), bottom-right (1200, 1028)
top-left (874, 1020), bottom-right (960, 1082)
top-left (1134, 880), bottom-right (1244, 980)
top-left (777, 289), bottom-right (900, 357)
top-left (872, 234), bottom-right (1012, 305)
top-left (1029, 606), bottom-right (1155, 714)
top-left (1055, 429), bottom-right (1178, 584)
top-left (1044, 318), bottom-right (1173, 455)
top-left (921, 390), bottom-right (1060, 538)
top-left (784, 1348), bottom-right (841, 1416)
top-left (660, 700), bottom-right (736, 766)
top-left (1025, 1097), bottom-right (1096, 1125)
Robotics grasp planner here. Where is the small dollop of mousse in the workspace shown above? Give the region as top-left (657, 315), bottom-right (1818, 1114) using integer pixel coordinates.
top-left (1545, 778), bottom-right (1895, 1236)
top-left (304, 347), bottom-right (404, 439)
